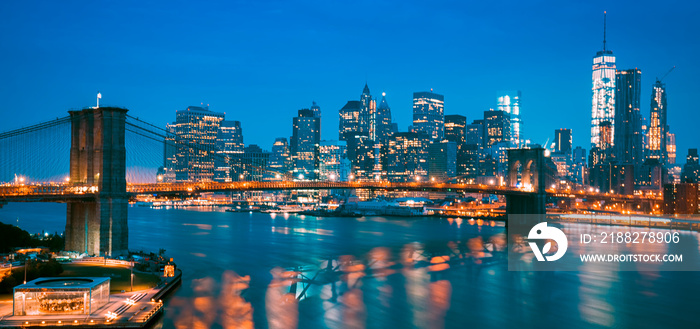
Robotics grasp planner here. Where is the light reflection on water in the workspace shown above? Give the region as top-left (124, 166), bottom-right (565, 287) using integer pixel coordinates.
top-left (1, 203), bottom-right (700, 328)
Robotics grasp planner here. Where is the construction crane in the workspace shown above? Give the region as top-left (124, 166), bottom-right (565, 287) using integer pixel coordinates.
top-left (657, 66), bottom-right (676, 83)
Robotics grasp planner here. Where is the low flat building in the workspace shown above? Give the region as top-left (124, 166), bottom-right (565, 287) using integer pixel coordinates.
top-left (13, 277), bottom-right (110, 316)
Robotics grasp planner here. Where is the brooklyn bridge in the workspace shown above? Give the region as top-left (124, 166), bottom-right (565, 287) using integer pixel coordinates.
top-left (0, 106), bottom-right (661, 256)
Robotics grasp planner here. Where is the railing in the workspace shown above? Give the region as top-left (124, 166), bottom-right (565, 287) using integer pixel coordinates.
top-left (0, 181), bottom-right (663, 201)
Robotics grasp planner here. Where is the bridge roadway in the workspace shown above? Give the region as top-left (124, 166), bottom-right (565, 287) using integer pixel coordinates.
top-left (0, 181), bottom-right (661, 203)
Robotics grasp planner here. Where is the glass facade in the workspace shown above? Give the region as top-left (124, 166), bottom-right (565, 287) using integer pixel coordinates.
top-left (648, 80), bottom-right (668, 164)
top-left (497, 91), bottom-right (521, 147)
top-left (13, 277), bottom-right (110, 316)
top-left (591, 51), bottom-right (617, 148)
top-left (412, 91), bottom-right (444, 141)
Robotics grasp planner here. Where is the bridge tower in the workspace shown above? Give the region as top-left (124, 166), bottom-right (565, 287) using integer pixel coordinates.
top-left (65, 107), bottom-right (128, 256)
top-left (505, 148), bottom-right (555, 214)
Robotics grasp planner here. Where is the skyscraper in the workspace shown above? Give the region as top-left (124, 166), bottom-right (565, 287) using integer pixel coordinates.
top-left (497, 91), bottom-right (521, 147)
top-left (168, 105), bottom-right (224, 182)
top-left (444, 115), bottom-right (466, 144)
top-left (554, 128), bottom-right (572, 155)
top-left (268, 137), bottom-right (291, 179)
top-left (373, 92), bottom-right (393, 144)
top-left (412, 90), bottom-right (445, 141)
top-left (648, 79), bottom-right (669, 164)
top-left (291, 108), bottom-right (320, 179)
top-left (215, 120), bottom-right (245, 182)
top-left (339, 100), bottom-right (362, 141)
top-left (484, 110), bottom-right (511, 147)
top-left (387, 132), bottom-right (430, 182)
top-left (428, 140), bottom-right (457, 180)
top-left (466, 120), bottom-right (484, 150)
top-left (591, 12), bottom-right (616, 148)
top-left (360, 83), bottom-right (375, 137)
top-left (613, 69), bottom-right (643, 168)
top-left (319, 140), bottom-right (351, 181)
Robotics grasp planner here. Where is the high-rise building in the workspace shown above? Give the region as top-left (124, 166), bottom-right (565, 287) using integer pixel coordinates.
top-left (591, 13), bottom-right (617, 148)
top-left (346, 135), bottom-right (374, 180)
top-left (681, 149), bottom-right (700, 183)
top-left (360, 83), bottom-right (375, 138)
top-left (217, 121), bottom-right (244, 154)
top-left (268, 137), bottom-right (291, 179)
top-left (168, 106), bottom-right (224, 182)
top-left (241, 144), bottom-right (270, 182)
top-left (373, 93), bottom-right (393, 144)
top-left (291, 108), bottom-right (320, 180)
top-left (554, 128), bottom-right (572, 155)
top-left (466, 120), bottom-right (484, 150)
top-left (484, 110), bottom-right (511, 147)
top-left (214, 120), bottom-right (245, 182)
top-left (497, 91), bottom-right (521, 147)
top-left (319, 140), bottom-right (351, 181)
top-left (412, 91), bottom-right (445, 141)
top-left (444, 115), bottom-right (466, 144)
top-left (387, 132), bottom-right (430, 182)
top-left (339, 100), bottom-right (362, 142)
top-left (572, 146), bottom-right (587, 184)
top-left (648, 79), bottom-right (669, 164)
top-left (667, 132), bottom-right (676, 165)
top-left (613, 69), bottom-right (643, 171)
top-left (428, 140), bottom-right (457, 181)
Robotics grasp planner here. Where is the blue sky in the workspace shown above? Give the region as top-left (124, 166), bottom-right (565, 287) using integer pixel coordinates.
top-left (1, 0), bottom-right (699, 158)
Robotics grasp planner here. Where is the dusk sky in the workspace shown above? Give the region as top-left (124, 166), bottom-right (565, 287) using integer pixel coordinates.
top-left (1, 0), bottom-right (699, 157)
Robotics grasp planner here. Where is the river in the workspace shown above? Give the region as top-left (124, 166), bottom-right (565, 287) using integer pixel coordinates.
top-left (1, 203), bottom-right (699, 328)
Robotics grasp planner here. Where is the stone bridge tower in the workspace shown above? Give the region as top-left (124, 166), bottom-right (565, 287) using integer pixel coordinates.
top-left (65, 107), bottom-right (128, 256)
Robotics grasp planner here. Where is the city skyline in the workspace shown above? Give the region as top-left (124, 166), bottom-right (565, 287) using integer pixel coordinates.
top-left (1, 1), bottom-right (698, 156)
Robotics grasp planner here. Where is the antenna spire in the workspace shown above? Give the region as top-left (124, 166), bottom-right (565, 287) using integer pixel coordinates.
top-left (603, 11), bottom-right (607, 51)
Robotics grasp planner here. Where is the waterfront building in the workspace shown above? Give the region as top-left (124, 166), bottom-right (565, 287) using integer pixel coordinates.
top-left (168, 105), bottom-right (224, 182)
top-left (13, 277), bottom-right (110, 316)
top-left (497, 91), bottom-right (522, 147)
top-left (648, 79), bottom-right (669, 164)
top-left (319, 140), bottom-right (351, 181)
top-left (663, 183), bottom-right (699, 214)
top-left (638, 158), bottom-right (668, 192)
top-left (291, 108), bottom-right (320, 180)
top-left (387, 132), bottom-right (430, 182)
top-left (412, 91), bottom-right (445, 141)
top-left (591, 13), bottom-right (616, 148)
top-left (346, 134), bottom-right (375, 179)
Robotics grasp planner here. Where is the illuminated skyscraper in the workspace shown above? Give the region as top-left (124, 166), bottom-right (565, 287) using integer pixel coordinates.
top-left (497, 91), bottom-right (521, 147)
top-left (319, 140), bottom-right (351, 181)
top-left (215, 120), bottom-right (245, 182)
top-left (291, 108), bottom-right (320, 179)
top-left (339, 100), bottom-right (362, 141)
top-left (444, 115), bottom-right (466, 144)
top-left (648, 79), bottom-right (669, 164)
top-left (613, 69), bottom-right (643, 168)
top-left (268, 137), bottom-right (291, 179)
top-left (484, 110), bottom-right (511, 147)
top-left (412, 90), bottom-right (444, 141)
top-left (591, 12), bottom-right (616, 148)
top-left (387, 132), bottom-right (430, 182)
top-left (373, 92), bottom-right (393, 144)
top-left (169, 105), bottom-right (224, 182)
top-left (360, 83), bottom-right (375, 137)
top-left (466, 120), bottom-right (484, 150)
